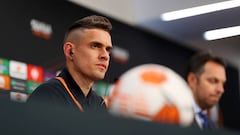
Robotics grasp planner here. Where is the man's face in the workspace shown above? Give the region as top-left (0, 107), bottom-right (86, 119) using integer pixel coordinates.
top-left (73, 28), bottom-right (112, 81)
top-left (192, 61), bottom-right (226, 109)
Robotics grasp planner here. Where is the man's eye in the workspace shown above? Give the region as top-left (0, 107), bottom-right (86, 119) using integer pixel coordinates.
top-left (207, 78), bottom-right (218, 84)
top-left (91, 43), bottom-right (101, 48)
top-left (92, 44), bottom-right (98, 48)
top-left (106, 47), bottom-right (112, 54)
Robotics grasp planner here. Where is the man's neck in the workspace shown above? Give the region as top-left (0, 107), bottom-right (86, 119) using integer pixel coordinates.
top-left (67, 67), bottom-right (94, 97)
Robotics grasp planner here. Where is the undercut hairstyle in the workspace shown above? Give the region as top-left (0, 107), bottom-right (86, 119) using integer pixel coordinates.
top-left (186, 51), bottom-right (226, 78)
top-left (63, 15), bottom-right (112, 43)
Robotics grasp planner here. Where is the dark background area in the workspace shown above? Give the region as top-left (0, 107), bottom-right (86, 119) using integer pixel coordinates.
top-left (0, 0), bottom-right (239, 132)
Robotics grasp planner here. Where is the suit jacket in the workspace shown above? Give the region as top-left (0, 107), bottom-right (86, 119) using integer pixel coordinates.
top-left (191, 116), bottom-right (219, 130)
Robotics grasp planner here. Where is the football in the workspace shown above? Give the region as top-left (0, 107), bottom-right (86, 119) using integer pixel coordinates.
top-left (108, 64), bottom-right (194, 126)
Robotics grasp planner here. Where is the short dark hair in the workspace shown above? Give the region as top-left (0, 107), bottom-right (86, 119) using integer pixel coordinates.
top-left (186, 51), bottom-right (226, 77)
top-left (64, 15), bottom-right (112, 42)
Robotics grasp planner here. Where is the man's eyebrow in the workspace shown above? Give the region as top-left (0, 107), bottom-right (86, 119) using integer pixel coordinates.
top-left (107, 46), bottom-right (113, 49)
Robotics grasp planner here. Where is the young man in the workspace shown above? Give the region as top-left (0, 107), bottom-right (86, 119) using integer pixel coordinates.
top-left (186, 51), bottom-right (226, 129)
top-left (27, 15), bottom-right (113, 112)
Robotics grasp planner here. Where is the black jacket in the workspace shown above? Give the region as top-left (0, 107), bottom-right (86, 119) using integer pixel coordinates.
top-left (27, 68), bottom-right (107, 112)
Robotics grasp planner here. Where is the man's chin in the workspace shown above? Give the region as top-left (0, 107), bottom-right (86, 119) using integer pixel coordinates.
top-left (208, 101), bottom-right (218, 108)
top-left (94, 74), bottom-right (105, 80)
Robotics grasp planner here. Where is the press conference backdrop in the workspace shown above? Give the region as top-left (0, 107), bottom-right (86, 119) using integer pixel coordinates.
top-left (0, 0), bottom-right (239, 132)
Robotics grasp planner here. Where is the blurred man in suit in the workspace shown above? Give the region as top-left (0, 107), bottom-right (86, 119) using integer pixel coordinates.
top-left (186, 51), bottom-right (226, 130)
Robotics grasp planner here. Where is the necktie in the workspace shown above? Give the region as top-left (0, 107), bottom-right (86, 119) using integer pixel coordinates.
top-left (198, 112), bottom-right (209, 129)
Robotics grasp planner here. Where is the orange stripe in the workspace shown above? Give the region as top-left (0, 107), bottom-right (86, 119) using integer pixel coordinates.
top-left (56, 77), bottom-right (84, 112)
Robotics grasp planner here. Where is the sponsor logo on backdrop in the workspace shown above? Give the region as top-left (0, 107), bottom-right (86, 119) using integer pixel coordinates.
top-left (26, 81), bottom-right (41, 94)
top-left (27, 64), bottom-right (44, 82)
top-left (30, 18), bottom-right (52, 40)
top-left (9, 60), bottom-right (27, 80)
top-left (0, 58), bottom-right (9, 75)
top-left (93, 82), bottom-right (110, 96)
top-left (44, 71), bottom-right (56, 81)
top-left (10, 91), bottom-right (28, 103)
top-left (11, 78), bottom-right (26, 92)
top-left (112, 46), bottom-right (129, 64)
top-left (0, 75), bottom-right (10, 90)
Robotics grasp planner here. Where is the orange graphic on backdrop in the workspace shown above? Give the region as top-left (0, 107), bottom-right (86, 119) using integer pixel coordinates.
top-left (0, 75), bottom-right (10, 90)
top-left (32, 31), bottom-right (51, 40)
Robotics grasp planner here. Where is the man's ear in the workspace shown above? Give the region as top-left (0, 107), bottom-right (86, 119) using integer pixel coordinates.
top-left (63, 42), bottom-right (74, 59)
top-left (187, 72), bottom-right (197, 90)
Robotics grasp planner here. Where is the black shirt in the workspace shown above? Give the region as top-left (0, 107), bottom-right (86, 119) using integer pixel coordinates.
top-left (27, 68), bottom-right (107, 112)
